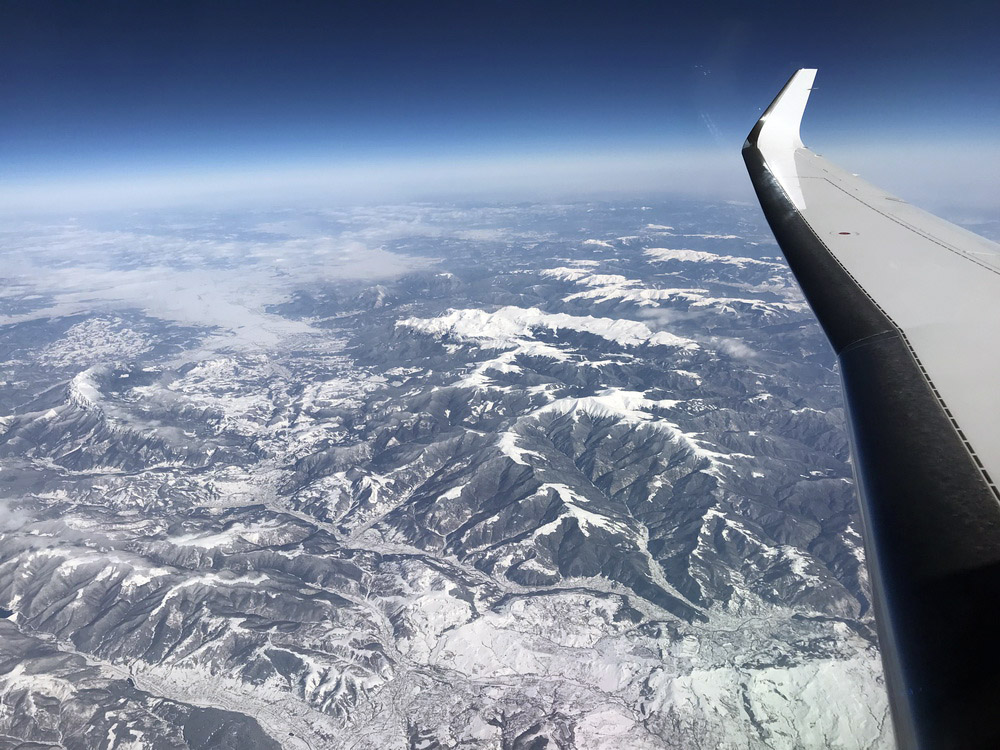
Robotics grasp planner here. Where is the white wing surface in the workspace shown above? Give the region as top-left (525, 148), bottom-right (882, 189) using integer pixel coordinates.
top-left (744, 70), bottom-right (1000, 750)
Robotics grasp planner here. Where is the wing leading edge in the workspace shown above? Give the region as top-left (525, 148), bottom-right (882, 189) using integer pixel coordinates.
top-left (744, 70), bottom-right (1000, 749)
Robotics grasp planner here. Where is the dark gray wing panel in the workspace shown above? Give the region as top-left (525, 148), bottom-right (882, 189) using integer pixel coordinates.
top-left (743, 70), bottom-right (1000, 749)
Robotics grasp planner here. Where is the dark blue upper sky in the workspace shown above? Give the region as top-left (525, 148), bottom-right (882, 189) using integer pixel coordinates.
top-left (4, 0), bottom-right (1000, 206)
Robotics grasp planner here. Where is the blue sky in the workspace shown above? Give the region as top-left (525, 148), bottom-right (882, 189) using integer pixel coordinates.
top-left (3, 0), bottom-right (1000, 210)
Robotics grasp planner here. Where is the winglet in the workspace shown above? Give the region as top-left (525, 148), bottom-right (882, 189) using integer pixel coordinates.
top-left (744, 69), bottom-right (817, 209)
top-left (744, 68), bottom-right (817, 152)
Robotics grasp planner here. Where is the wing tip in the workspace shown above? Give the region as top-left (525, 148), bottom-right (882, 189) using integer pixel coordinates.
top-left (744, 68), bottom-right (818, 152)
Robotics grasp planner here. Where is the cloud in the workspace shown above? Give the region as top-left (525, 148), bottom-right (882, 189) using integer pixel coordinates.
top-left (708, 336), bottom-right (757, 359)
top-left (0, 215), bottom-right (439, 351)
top-left (0, 501), bottom-right (27, 533)
top-left (635, 307), bottom-right (703, 328)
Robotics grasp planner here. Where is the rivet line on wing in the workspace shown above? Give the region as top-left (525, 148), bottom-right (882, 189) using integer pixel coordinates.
top-left (824, 179), bottom-right (1000, 279)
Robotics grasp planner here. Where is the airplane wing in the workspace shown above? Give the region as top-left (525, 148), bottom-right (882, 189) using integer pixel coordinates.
top-left (743, 69), bottom-right (1000, 749)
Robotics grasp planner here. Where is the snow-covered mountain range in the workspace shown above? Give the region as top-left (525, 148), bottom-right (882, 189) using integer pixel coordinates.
top-left (0, 201), bottom-right (892, 748)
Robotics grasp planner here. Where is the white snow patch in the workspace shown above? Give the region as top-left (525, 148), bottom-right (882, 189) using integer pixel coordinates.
top-left (533, 483), bottom-right (629, 538)
top-left (39, 316), bottom-right (150, 368)
top-left (68, 368), bottom-right (103, 408)
top-left (644, 653), bottom-right (890, 747)
top-left (673, 370), bottom-right (702, 386)
top-left (0, 663), bottom-right (76, 703)
top-left (540, 267), bottom-right (592, 283)
top-left (169, 519), bottom-right (292, 550)
top-left (526, 388), bottom-right (731, 469)
top-left (397, 306), bottom-right (699, 351)
top-left (497, 432), bottom-right (543, 466)
top-left (644, 247), bottom-right (779, 267)
top-left (542, 264), bottom-right (799, 319)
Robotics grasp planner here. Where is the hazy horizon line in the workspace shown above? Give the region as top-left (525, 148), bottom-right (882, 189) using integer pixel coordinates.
top-left (2, 139), bottom-right (999, 216)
